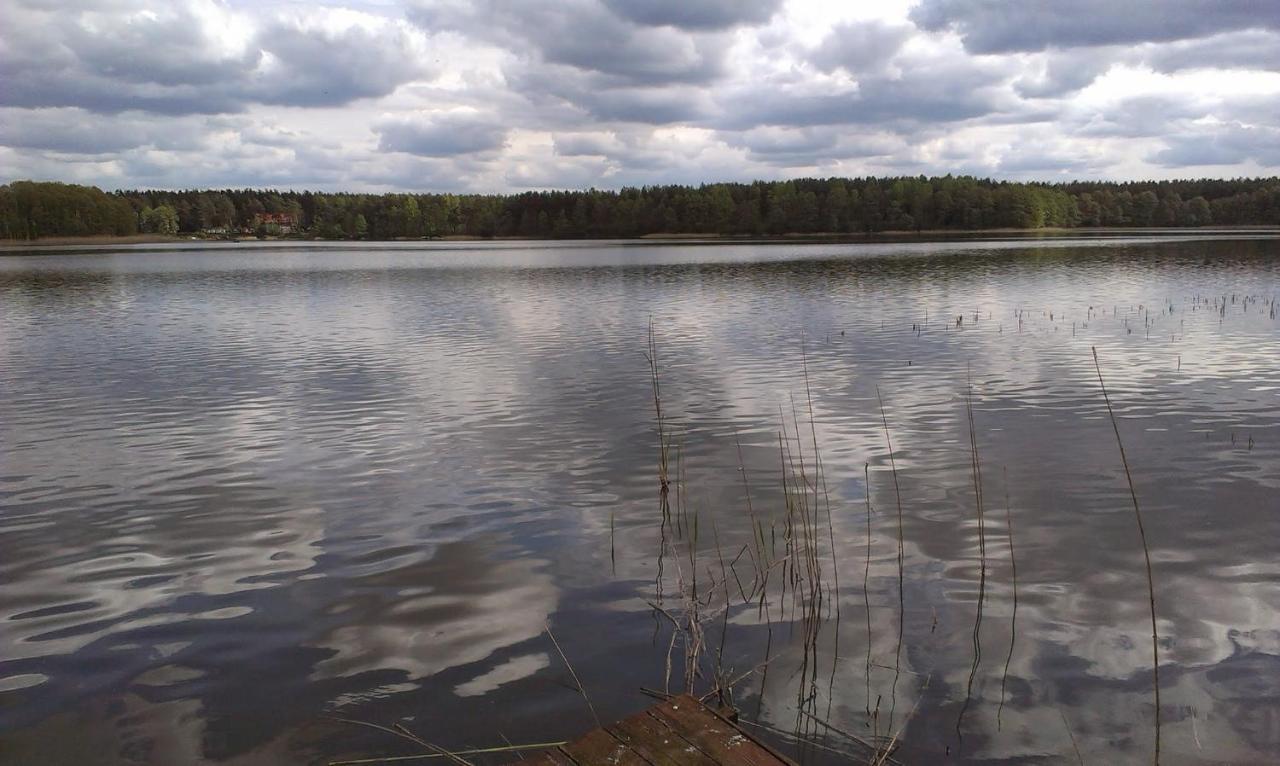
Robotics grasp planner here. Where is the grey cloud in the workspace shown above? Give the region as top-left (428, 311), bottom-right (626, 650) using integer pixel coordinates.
top-left (1150, 124), bottom-right (1280, 167)
top-left (911, 0), bottom-right (1280, 53)
top-left (810, 20), bottom-right (914, 74)
top-left (995, 147), bottom-right (1098, 175)
top-left (577, 86), bottom-right (714, 124)
top-left (411, 0), bottom-right (729, 87)
top-left (721, 127), bottom-right (904, 166)
top-left (0, 108), bottom-right (208, 154)
top-left (376, 112), bottom-right (509, 156)
top-left (0, 2), bottom-right (432, 115)
top-left (1144, 30), bottom-right (1280, 73)
top-left (544, 128), bottom-right (686, 177)
top-left (62, 8), bottom-right (257, 87)
top-left (601, 0), bottom-right (782, 31)
top-left (505, 157), bottom-right (614, 189)
top-left (720, 127), bottom-right (838, 165)
top-left (553, 133), bottom-right (623, 157)
top-left (1073, 96), bottom-right (1212, 138)
top-left (718, 54), bottom-right (1014, 130)
top-left (725, 127), bottom-right (838, 157)
top-left (506, 65), bottom-right (714, 125)
top-left (239, 124), bottom-right (307, 149)
top-left (1015, 51), bottom-right (1115, 98)
top-left (248, 20), bottom-right (432, 107)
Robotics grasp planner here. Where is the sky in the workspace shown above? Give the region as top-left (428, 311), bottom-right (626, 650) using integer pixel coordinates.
top-left (2, 0), bottom-right (1279, 192)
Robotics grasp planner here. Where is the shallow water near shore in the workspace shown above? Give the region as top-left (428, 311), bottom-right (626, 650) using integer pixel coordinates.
top-left (1, 236), bottom-right (1278, 764)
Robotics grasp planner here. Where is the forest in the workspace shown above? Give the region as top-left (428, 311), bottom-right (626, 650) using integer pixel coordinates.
top-left (2, 176), bottom-right (1279, 241)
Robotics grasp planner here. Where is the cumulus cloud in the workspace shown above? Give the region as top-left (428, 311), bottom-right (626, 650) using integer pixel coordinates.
top-left (810, 20), bottom-right (914, 75)
top-left (376, 111), bottom-right (509, 156)
top-left (718, 46), bottom-right (1017, 131)
top-left (0, 0), bottom-right (434, 114)
top-left (1143, 30), bottom-right (1280, 73)
top-left (0, 108), bottom-right (207, 154)
top-left (602, 0), bottom-right (782, 31)
top-left (910, 0), bottom-right (1280, 53)
top-left (720, 126), bottom-right (903, 166)
top-left (411, 0), bottom-right (731, 87)
top-left (1150, 123), bottom-right (1280, 167)
top-left (1015, 51), bottom-right (1117, 98)
top-left (1, 0), bottom-right (1278, 190)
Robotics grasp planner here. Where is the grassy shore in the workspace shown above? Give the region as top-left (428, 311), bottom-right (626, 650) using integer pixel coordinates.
top-left (0, 234), bottom-right (188, 247)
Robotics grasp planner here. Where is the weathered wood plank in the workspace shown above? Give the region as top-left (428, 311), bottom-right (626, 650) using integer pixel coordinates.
top-left (645, 696), bottom-right (791, 766)
top-left (606, 707), bottom-right (721, 766)
top-left (559, 726), bottom-right (652, 766)
top-left (515, 750), bottom-right (577, 766)
top-left (509, 695), bottom-right (797, 766)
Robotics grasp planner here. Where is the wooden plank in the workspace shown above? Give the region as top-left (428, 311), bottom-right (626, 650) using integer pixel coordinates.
top-left (606, 708), bottom-right (719, 766)
top-left (509, 695), bottom-right (814, 766)
top-left (645, 696), bottom-right (790, 766)
top-left (513, 750), bottom-right (577, 766)
top-left (559, 726), bottom-right (651, 766)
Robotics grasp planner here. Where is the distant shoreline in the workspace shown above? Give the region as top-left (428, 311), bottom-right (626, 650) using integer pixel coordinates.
top-left (3, 225), bottom-right (1279, 251)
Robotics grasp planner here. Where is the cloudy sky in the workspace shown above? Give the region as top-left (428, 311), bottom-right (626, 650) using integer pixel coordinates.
top-left (2, 0), bottom-right (1279, 192)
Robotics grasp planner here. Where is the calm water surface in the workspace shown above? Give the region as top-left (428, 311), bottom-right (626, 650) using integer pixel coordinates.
top-left (1, 237), bottom-right (1278, 764)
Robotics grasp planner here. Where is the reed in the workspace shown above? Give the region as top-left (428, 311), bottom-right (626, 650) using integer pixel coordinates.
top-left (876, 387), bottom-right (907, 731)
top-left (327, 717), bottom-right (479, 766)
top-left (1092, 347), bottom-right (1160, 766)
top-left (546, 622), bottom-right (602, 728)
top-left (1061, 710), bottom-right (1085, 766)
top-left (864, 463), bottom-right (874, 718)
top-left (956, 373), bottom-right (989, 742)
top-left (997, 466), bottom-right (1019, 731)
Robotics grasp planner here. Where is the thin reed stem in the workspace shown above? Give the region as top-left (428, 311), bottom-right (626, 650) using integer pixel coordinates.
top-left (876, 387), bottom-right (907, 730)
top-left (956, 372), bottom-right (988, 742)
top-left (997, 466), bottom-right (1019, 730)
top-left (864, 463), bottom-right (874, 718)
top-left (545, 623), bottom-right (601, 728)
top-left (1092, 347), bottom-right (1160, 766)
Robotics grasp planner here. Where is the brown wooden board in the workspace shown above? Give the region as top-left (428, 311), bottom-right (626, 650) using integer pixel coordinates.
top-left (516, 751), bottom-right (577, 766)
top-left (606, 707), bottom-right (719, 766)
top-left (558, 726), bottom-right (651, 766)
top-left (509, 695), bottom-right (796, 766)
top-left (645, 697), bottom-right (792, 766)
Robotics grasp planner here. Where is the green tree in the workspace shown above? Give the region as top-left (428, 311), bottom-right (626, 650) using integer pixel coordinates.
top-left (141, 205), bottom-right (179, 235)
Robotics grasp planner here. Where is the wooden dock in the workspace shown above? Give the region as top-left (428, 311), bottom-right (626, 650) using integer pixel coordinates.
top-left (510, 695), bottom-right (796, 766)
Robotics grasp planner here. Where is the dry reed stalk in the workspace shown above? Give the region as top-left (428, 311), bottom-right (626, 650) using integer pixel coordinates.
top-left (870, 673), bottom-right (932, 766)
top-left (1092, 347), bottom-right (1160, 766)
top-left (956, 373), bottom-right (988, 741)
top-left (328, 741), bottom-right (568, 765)
top-left (326, 717), bottom-right (475, 766)
top-left (391, 725), bottom-right (474, 766)
top-left (875, 387), bottom-right (907, 731)
top-left (997, 466), bottom-right (1019, 731)
top-left (864, 463), bottom-right (874, 718)
top-left (1061, 710), bottom-right (1085, 766)
top-left (801, 340), bottom-right (841, 626)
top-left (545, 623), bottom-right (601, 728)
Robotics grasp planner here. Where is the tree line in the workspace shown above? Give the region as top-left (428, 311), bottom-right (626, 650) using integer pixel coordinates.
top-left (3, 176), bottom-right (1279, 241)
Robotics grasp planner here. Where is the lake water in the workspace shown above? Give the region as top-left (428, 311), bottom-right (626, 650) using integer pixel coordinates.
top-left (1, 236), bottom-right (1278, 765)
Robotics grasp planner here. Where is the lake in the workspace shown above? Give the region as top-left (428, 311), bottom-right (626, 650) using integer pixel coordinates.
top-left (1, 236), bottom-right (1278, 764)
